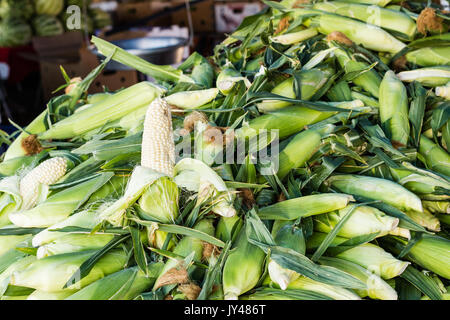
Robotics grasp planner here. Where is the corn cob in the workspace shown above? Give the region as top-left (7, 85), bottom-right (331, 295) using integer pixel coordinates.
top-left (66, 263), bottom-right (163, 300)
top-left (258, 193), bottom-right (354, 220)
top-left (135, 98), bottom-right (180, 223)
top-left (326, 174), bottom-right (423, 213)
top-left (153, 218), bottom-right (215, 292)
top-left (396, 66), bottom-right (450, 87)
top-left (256, 68), bottom-right (332, 113)
top-left (270, 28), bottom-right (318, 45)
top-left (314, 204), bottom-right (399, 238)
top-left (318, 2), bottom-right (416, 39)
top-left (9, 172), bottom-right (114, 228)
top-left (216, 69), bottom-right (251, 95)
top-left (419, 135), bottom-right (450, 177)
top-left (387, 235), bottom-right (450, 280)
top-left (379, 70), bottom-right (410, 146)
top-left (436, 82), bottom-right (450, 100)
top-left (222, 228), bottom-right (266, 300)
top-left (141, 98), bottom-right (175, 177)
top-left (39, 82), bottom-right (163, 140)
top-left (10, 249), bottom-right (128, 292)
top-left (330, 45), bottom-right (381, 98)
top-left (165, 88), bottom-right (220, 110)
top-left (336, 243), bottom-right (410, 279)
top-left (318, 257), bottom-right (398, 300)
top-left (268, 222), bottom-right (305, 290)
top-left (36, 233), bottom-right (115, 259)
top-left (19, 157), bottom-right (68, 210)
top-left (406, 47), bottom-right (450, 67)
top-left (296, 9), bottom-right (407, 53)
top-left (3, 111), bottom-right (47, 161)
top-left (284, 276), bottom-right (361, 300)
top-left (276, 128), bottom-right (323, 180)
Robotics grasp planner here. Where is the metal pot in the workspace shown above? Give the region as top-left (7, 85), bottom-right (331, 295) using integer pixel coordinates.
top-left (90, 36), bottom-right (188, 71)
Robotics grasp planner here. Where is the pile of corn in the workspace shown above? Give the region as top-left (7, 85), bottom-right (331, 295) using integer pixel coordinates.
top-left (0, 0), bottom-right (449, 301)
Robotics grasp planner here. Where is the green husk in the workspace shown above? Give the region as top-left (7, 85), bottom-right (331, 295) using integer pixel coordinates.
top-left (419, 135), bottom-right (450, 177)
top-left (336, 243), bottom-right (410, 279)
top-left (9, 172), bottom-right (114, 228)
top-left (66, 263), bottom-right (163, 300)
top-left (314, 204), bottom-right (399, 238)
top-left (10, 248), bottom-right (128, 292)
top-left (222, 228), bottom-right (265, 300)
top-left (138, 177), bottom-right (179, 224)
top-left (406, 47), bottom-right (450, 67)
top-left (318, 257), bottom-right (398, 300)
top-left (258, 193), bottom-right (354, 220)
top-left (326, 174), bottom-right (423, 213)
top-left (379, 70), bottom-right (410, 146)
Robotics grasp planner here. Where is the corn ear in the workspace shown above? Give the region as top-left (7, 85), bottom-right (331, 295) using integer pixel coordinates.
top-left (318, 257), bottom-right (398, 300)
top-left (10, 249), bottom-right (128, 292)
top-left (286, 276), bottom-right (361, 300)
top-left (138, 177), bottom-right (179, 224)
top-left (298, 9), bottom-right (406, 53)
top-left (314, 204), bottom-right (399, 238)
top-left (423, 201), bottom-right (450, 214)
top-left (379, 70), bottom-right (410, 146)
top-left (222, 228), bottom-right (266, 300)
top-left (388, 235), bottom-right (450, 279)
top-left (4, 111), bottom-right (47, 161)
top-left (270, 28), bottom-right (318, 45)
top-left (258, 193), bottom-right (354, 220)
top-left (314, 1), bottom-right (416, 39)
top-left (174, 158), bottom-right (236, 218)
top-left (326, 174), bottom-right (423, 213)
top-left (66, 263), bottom-right (163, 300)
top-left (36, 233), bottom-right (115, 259)
top-left (406, 47), bottom-right (450, 67)
top-left (9, 172), bottom-right (114, 228)
top-left (336, 243), bottom-right (410, 279)
top-left (275, 128), bottom-right (323, 180)
top-left (39, 82), bottom-right (164, 140)
top-left (419, 135), bottom-right (450, 177)
top-left (396, 66), bottom-right (450, 87)
top-left (257, 69), bottom-right (331, 113)
top-left (165, 89), bottom-right (220, 110)
top-left (153, 218), bottom-right (215, 292)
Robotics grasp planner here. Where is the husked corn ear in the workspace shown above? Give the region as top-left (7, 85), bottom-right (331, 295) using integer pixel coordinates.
top-left (19, 157), bottom-right (67, 210)
top-left (141, 98), bottom-right (175, 177)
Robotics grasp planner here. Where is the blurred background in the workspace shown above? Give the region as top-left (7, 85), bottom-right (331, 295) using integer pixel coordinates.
top-left (0, 0), bottom-right (264, 135)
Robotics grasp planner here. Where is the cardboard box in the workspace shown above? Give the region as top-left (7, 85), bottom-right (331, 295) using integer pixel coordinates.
top-left (171, 0), bottom-right (215, 32)
top-left (32, 31), bottom-right (85, 64)
top-left (214, 2), bottom-right (262, 33)
top-left (38, 48), bottom-right (138, 100)
top-left (116, 2), bottom-right (173, 27)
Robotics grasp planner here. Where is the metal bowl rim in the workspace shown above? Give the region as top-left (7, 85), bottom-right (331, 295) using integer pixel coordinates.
top-left (89, 36), bottom-right (189, 57)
